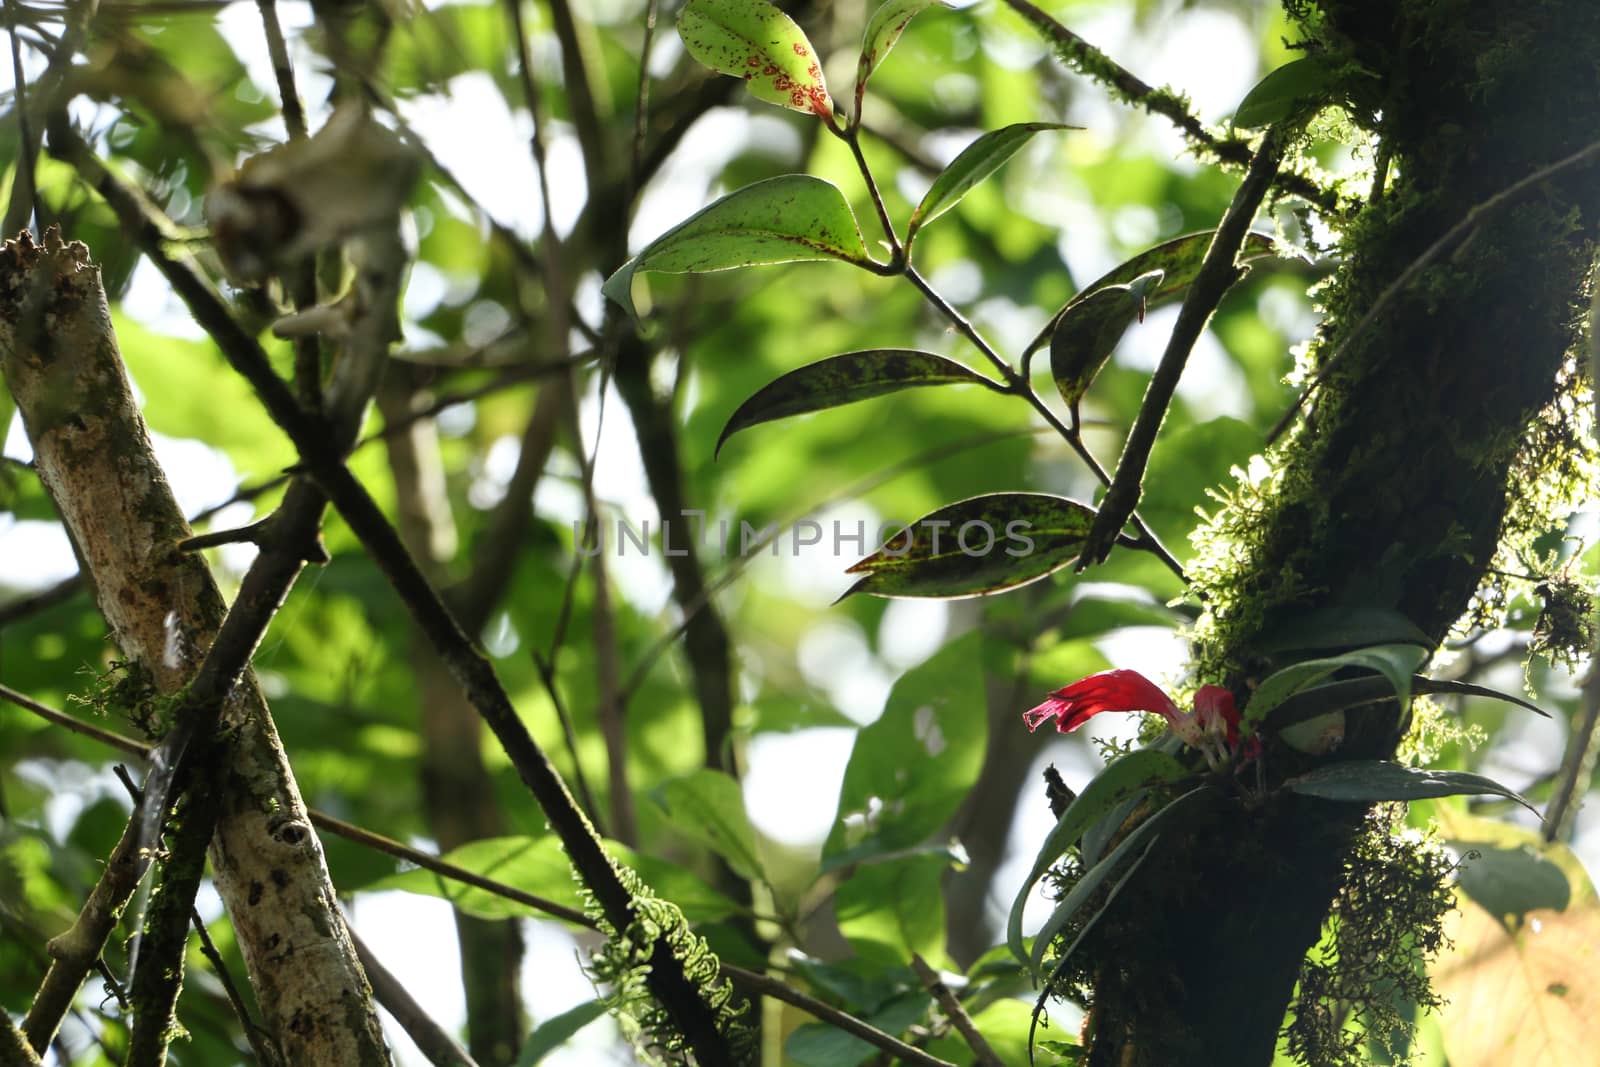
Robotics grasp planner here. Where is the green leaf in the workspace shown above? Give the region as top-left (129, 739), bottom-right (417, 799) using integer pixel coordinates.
top-left (1006, 748), bottom-right (1190, 967)
top-left (678, 0), bottom-right (831, 117)
top-left (603, 175), bottom-right (869, 320)
top-left (1264, 675), bottom-right (1551, 734)
top-left (823, 633), bottom-right (987, 867)
top-left (1049, 270), bottom-right (1163, 415)
top-left (716, 349), bottom-right (993, 458)
top-left (656, 768), bottom-right (766, 883)
top-left (515, 1000), bottom-right (609, 1065)
top-left (1255, 606), bottom-right (1434, 654)
top-left (1233, 56), bottom-right (1341, 128)
top-left (1242, 643), bottom-right (1427, 731)
top-left (907, 123), bottom-right (1075, 243)
top-left (835, 849), bottom-right (956, 965)
top-left (1063, 230), bottom-right (1278, 314)
top-left (1028, 786), bottom-right (1207, 975)
top-left (1283, 762), bottom-right (1538, 815)
top-left (1030, 840), bottom-right (1156, 1060)
top-left (841, 493), bottom-right (1096, 600)
top-left (786, 990), bottom-right (932, 1067)
top-left (1452, 844), bottom-right (1572, 923)
top-left (856, 0), bottom-right (950, 103)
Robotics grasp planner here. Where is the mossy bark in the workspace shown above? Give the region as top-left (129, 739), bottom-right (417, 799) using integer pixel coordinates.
top-left (1085, 3), bottom-right (1600, 1063)
top-left (0, 230), bottom-right (392, 1067)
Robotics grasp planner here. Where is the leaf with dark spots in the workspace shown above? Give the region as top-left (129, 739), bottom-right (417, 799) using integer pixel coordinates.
top-left (841, 493), bottom-right (1097, 599)
top-left (602, 175), bottom-right (870, 320)
top-left (715, 349), bottom-right (992, 457)
top-left (679, 0), bottom-right (832, 117)
top-left (1050, 269), bottom-right (1163, 419)
top-left (1074, 230), bottom-right (1279, 311)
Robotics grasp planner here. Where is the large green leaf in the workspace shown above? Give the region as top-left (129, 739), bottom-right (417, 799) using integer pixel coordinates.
top-left (656, 768), bottom-right (766, 884)
top-left (855, 0), bottom-right (951, 110)
top-left (906, 123), bottom-right (1075, 243)
top-left (841, 493), bottom-right (1096, 600)
top-left (716, 349), bottom-right (993, 458)
top-left (1453, 845), bottom-right (1572, 923)
top-left (785, 990), bottom-right (932, 1067)
top-left (1283, 762), bottom-right (1537, 815)
top-left (1233, 56), bottom-right (1340, 128)
top-left (835, 849), bottom-right (955, 966)
top-left (823, 633), bottom-right (987, 867)
top-left (1006, 748), bottom-right (1191, 967)
top-left (603, 175), bottom-right (870, 320)
top-left (679, 0), bottom-right (832, 116)
top-left (1049, 270), bottom-right (1162, 416)
top-left (515, 1000), bottom-right (609, 1065)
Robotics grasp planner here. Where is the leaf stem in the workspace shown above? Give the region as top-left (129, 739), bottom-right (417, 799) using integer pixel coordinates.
top-left (837, 123), bottom-right (904, 264)
top-left (904, 266), bottom-right (1186, 579)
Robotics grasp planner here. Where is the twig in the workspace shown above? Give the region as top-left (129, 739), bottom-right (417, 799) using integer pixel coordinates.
top-left (176, 518), bottom-right (274, 554)
top-left (109, 766), bottom-right (279, 1067)
top-left (910, 953), bottom-right (1003, 1067)
top-left (1267, 135), bottom-right (1600, 444)
top-left (0, 682), bottom-right (595, 929)
top-left (0, 683), bottom-right (958, 1067)
top-left (0, 1013), bottom-right (41, 1067)
top-left (0, 575), bottom-right (81, 628)
top-left (5, 0), bottom-right (40, 234)
top-left (531, 651), bottom-right (607, 834)
top-left (125, 768), bottom-right (216, 1066)
top-left (3, 0), bottom-right (99, 238)
top-left (21, 799), bottom-right (150, 1051)
top-left (621, 425), bottom-right (1052, 702)
top-left (723, 966), bottom-right (954, 1067)
top-left (1080, 125), bottom-right (1288, 566)
top-left (901, 263), bottom-right (1185, 578)
top-left (57, 121), bottom-right (739, 1064)
top-left (255, 0), bottom-right (307, 141)
top-left (543, 0), bottom-right (605, 194)
top-left (1000, 0), bottom-right (1337, 213)
top-left (349, 925), bottom-right (481, 1067)
top-left (630, 0), bottom-right (658, 186)
top-left (1543, 640), bottom-right (1600, 841)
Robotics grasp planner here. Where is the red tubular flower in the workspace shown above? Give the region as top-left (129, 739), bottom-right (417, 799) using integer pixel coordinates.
top-left (1024, 670), bottom-right (1251, 761)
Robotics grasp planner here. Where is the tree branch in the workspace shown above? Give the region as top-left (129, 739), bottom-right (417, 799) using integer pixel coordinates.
top-left (48, 121), bottom-right (742, 1067)
top-left (1080, 124), bottom-right (1287, 566)
top-left (1000, 0), bottom-right (1337, 213)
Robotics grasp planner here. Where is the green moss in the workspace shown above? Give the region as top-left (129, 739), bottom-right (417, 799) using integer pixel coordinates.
top-left (580, 863), bottom-right (754, 1064)
top-left (1283, 809), bottom-right (1455, 1066)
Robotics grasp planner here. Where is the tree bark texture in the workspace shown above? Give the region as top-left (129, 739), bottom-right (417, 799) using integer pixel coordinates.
top-left (1084, 3), bottom-right (1600, 1063)
top-left (0, 230), bottom-right (391, 1066)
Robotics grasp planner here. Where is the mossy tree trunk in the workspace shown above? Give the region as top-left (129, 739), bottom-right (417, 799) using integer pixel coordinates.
top-left (1084, 3), bottom-right (1600, 1063)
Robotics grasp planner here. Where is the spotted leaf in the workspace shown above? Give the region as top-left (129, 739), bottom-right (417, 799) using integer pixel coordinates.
top-left (679, 0), bottom-right (832, 117)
